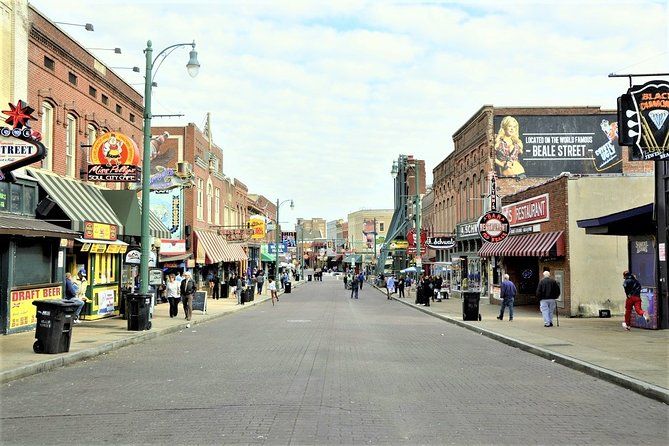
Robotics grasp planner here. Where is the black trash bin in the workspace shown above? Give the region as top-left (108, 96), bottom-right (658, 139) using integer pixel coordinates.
top-left (285, 282), bottom-right (292, 293)
top-left (119, 288), bottom-right (129, 320)
top-left (249, 285), bottom-right (255, 301)
top-left (220, 283), bottom-right (229, 299)
top-left (126, 293), bottom-right (152, 331)
top-left (462, 291), bottom-right (481, 321)
top-left (308, 274), bottom-right (313, 281)
top-left (32, 299), bottom-right (79, 354)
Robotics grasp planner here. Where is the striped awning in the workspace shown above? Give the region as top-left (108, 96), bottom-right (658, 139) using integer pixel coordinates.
top-left (478, 231), bottom-right (565, 258)
top-left (27, 168), bottom-right (123, 233)
top-left (195, 231), bottom-right (247, 264)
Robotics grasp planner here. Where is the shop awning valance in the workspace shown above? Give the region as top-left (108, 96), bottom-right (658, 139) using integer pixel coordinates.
top-left (75, 238), bottom-right (128, 246)
top-left (576, 203), bottom-right (654, 236)
top-left (27, 168), bottom-right (123, 233)
top-left (343, 254), bottom-right (363, 263)
top-left (0, 214), bottom-right (79, 239)
top-left (260, 251), bottom-right (275, 262)
top-left (101, 190), bottom-right (171, 239)
top-left (224, 243), bottom-right (247, 262)
top-left (478, 231), bottom-right (565, 258)
top-left (195, 231), bottom-right (247, 264)
top-left (159, 252), bottom-right (192, 263)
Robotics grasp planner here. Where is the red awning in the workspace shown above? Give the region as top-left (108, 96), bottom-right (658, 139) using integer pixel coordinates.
top-left (478, 231), bottom-right (565, 257)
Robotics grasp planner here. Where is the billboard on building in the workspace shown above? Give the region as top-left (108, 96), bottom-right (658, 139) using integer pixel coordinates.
top-left (362, 219), bottom-right (376, 248)
top-left (493, 114), bottom-right (623, 178)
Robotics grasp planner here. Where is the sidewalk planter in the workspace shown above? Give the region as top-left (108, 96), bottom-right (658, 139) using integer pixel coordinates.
top-left (126, 293), bottom-right (152, 331)
top-left (32, 300), bottom-right (78, 354)
top-left (462, 291), bottom-right (481, 321)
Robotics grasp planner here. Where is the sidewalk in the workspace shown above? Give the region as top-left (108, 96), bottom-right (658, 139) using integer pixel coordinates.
top-left (378, 285), bottom-right (669, 403)
top-left (0, 283), bottom-right (299, 384)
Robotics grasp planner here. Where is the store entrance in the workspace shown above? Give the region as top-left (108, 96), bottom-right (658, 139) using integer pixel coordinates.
top-left (505, 257), bottom-right (539, 305)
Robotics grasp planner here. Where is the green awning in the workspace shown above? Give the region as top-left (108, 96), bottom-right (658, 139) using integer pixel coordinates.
top-left (261, 252), bottom-right (275, 262)
top-left (27, 168), bottom-right (123, 233)
top-left (101, 190), bottom-right (170, 239)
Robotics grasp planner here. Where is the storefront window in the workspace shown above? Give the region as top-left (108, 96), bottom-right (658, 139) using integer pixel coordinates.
top-left (10, 184), bottom-right (21, 213)
top-left (13, 239), bottom-right (53, 286)
top-left (24, 185), bottom-right (36, 215)
top-left (93, 253), bottom-right (117, 285)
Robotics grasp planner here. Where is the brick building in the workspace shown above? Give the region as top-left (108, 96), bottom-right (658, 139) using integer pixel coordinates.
top-left (432, 105), bottom-right (653, 306)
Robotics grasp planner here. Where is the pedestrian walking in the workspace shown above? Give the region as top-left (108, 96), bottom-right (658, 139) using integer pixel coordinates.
top-left (350, 276), bottom-right (359, 299)
top-left (622, 270), bottom-right (650, 330)
top-left (256, 270), bottom-right (265, 295)
top-left (268, 278), bottom-right (278, 305)
top-left (211, 273), bottom-right (220, 300)
top-left (180, 271), bottom-right (195, 327)
top-left (398, 275), bottom-right (405, 298)
top-left (358, 272), bottom-right (364, 290)
top-left (165, 274), bottom-right (180, 318)
top-left (497, 274), bottom-right (517, 321)
top-left (343, 274), bottom-right (348, 289)
top-left (536, 269), bottom-right (560, 327)
top-left (236, 275), bottom-right (244, 305)
top-left (421, 277), bottom-right (431, 307)
top-left (387, 276), bottom-right (395, 299)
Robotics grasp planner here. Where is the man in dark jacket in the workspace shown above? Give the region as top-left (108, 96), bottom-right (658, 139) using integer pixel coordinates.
top-left (497, 274), bottom-right (517, 321)
top-left (536, 270), bottom-right (560, 327)
top-left (180, 271), bottom-right (195, 326)
top-left (622, 271), bottom-right (649, 330)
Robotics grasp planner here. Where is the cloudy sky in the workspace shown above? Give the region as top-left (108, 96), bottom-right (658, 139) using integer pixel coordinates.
top-left (31, 0), bottom-right (668, 227)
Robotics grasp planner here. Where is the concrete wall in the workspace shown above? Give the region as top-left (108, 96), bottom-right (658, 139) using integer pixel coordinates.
top-left (568, 175), bottom-right (654, 316)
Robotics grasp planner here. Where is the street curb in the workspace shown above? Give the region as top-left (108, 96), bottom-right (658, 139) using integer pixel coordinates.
top-left (373, 285), bottom-right (669, 404)
top-left (0, 282), bottom-right (303, 385)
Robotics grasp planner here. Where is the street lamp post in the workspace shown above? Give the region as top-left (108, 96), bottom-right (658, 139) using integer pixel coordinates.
top-left (413, 162), bottom-right (422, 277)
top-left (139, 40), bottom-right (200, 294)
top-left (274, 198), bottom-right (294, 281)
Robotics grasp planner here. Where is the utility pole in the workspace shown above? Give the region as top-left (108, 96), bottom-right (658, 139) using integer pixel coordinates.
top-left (414, 162), bottom-right (422, 276)
top-left (373, 217), bottom-right (377, 276)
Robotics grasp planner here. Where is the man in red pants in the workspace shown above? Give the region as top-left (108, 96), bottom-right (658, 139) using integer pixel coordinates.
top-left (622, 271), bottom-right (650, 330)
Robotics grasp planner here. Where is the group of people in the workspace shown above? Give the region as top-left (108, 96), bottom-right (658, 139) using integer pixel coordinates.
top-left (345, 271), bottom-right (365, 299)
top-left (496, 268), bottom-right (650, 330)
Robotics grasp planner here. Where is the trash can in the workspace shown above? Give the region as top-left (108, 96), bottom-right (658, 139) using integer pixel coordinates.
top-left (119, 289), bottom-right (129, 320)
top-left (462, 291), bottom-right (481, 321)
top-left (249, 286), bottom-right (255, 301)
top-left (308, 274), bottom-right (313, 281)
top-left (126, 293), bottom-right (152, 331)
top-left (32, 299), bottom-right (79, 354)
top-left (220, 283), bottom-right (229, 299)
top-left (285, 282), bottom-right (292, 293)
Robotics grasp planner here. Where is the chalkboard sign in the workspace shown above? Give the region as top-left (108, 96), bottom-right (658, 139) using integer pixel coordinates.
top-left (192, 291), bottom-right (207, 313)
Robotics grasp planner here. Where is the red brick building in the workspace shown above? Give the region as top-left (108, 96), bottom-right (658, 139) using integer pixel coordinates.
top-left (432, 105), bottom-right (653, 310)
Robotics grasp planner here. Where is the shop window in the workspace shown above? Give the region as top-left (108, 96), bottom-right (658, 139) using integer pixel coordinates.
top-left (93, 253), bottom-right (117, 285)
top-left (207, 179), bottom-right (213, 224)
top-left (87, 124), bottom-right (97, 147)
top-left (43, 56), bottom-right (55, 71)
top-left (13, 239), bottom-right (54, 286)
top-left (65, 114), bottom-right (77, 177)
top-left (23, 185), bottom-right (36, 215)
top-left (214, 188), bottom-right (220, 225)
top-left (10, 183), bottom-right (21, 213)
top-left (196, 178), bottom-right (204, 220)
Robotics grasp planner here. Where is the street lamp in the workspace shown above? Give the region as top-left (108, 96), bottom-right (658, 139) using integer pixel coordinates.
top-left (54, 22), bottom-right (94, 31)
top-left (88, 47), bottom-right (122, 54)
top-left (274, 199), bottom-right (294, 281)
top-left (111, 66), bottom-right (141, 73)
top-left (139, 40), bottom-right (200, 294)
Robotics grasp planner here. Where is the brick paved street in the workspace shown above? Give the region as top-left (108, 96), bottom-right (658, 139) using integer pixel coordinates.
top-left (1, 277), bottom-right (667, 445)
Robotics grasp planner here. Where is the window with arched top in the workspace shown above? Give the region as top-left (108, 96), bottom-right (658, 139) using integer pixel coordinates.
top-left (206, 179), bottom-right (213, 224)
top-left (40, 102), bottom-right (54, 170)
top-left (196, 178), bottom-right (204, 220)
top-left (65, 114), bottom-right (77, 177)
top-left (215, 188), bottom-right (220, 225)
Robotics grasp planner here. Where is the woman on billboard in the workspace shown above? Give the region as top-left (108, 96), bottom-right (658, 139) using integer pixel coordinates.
top-left (494, 116), bottom-right (526, 178)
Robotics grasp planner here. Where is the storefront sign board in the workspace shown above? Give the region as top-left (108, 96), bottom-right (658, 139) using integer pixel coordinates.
top-left (0, 100), bottom-right (46, 181)
top-left (502, 194), bottom-right (550, 227)
top-left (88, 132), bottom-right (140, 182)
top-left (9, 285), bottom-right (62, 329)
top-left (83, 221), bottom-right (118, 241)
top-left (618, 80), bottom-right (669, 161)
top-left (478, 211), bottom-right (510, 243)
top-left (426, 237), bottom-right (456, 250)
top-left (456, 221), bottom-right (479, 241)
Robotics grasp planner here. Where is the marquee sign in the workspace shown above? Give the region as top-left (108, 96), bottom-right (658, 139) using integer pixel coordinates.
top-left (478, 211), bottom-right (510, 243)
top-left (501, 194), bottom-right (550, 227)
top-left (0, 100), bottom-right (45, 182)
top-left (249, 215), bottom-right (266, 240)
top-left (618, 80), bottom-right (669, 161)
top-left (88, 132), bottom-right (140, 182)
